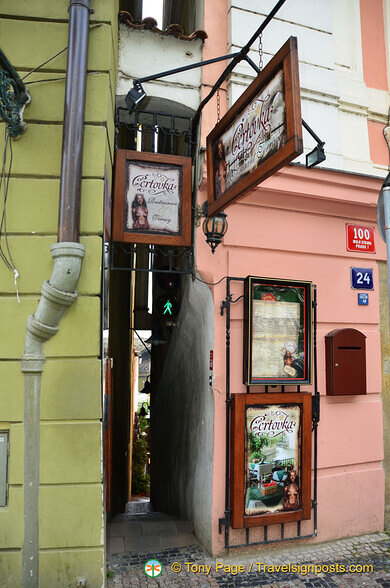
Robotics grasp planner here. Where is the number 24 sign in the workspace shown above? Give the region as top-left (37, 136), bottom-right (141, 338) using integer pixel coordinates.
top-left (351, 267), bottom-right (374, 290)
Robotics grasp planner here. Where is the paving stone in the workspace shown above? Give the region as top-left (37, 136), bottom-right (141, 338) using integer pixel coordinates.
top-left (107, 536), bottom-right (125, 555)
top-left (108, 523), bottom-right (390, 588)
top-left (175, 519), bottom-right (195, 533)
top-left (109, 522), bottom-right (143, 538)
top-left (124, 534), bottom-right (162, 552)
top-left (141, 520), bottom-right (179, 536)
top-left (161, 532), bottom-right (200, 549)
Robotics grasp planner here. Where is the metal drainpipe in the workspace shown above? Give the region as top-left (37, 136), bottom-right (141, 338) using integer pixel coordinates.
top-left (383, 176), bottom-right (390, 324)
top-left (21, 1), bottom-right (90, 586)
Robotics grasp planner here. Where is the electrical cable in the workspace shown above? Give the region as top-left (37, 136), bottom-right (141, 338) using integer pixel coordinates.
top-left (0, 130), bottom-right (12, 269)
top-left (25, 77), bottom-right (67, 85)
top-left (21, 24), bottom-right (101, 81)
top-left (21, 46), bottom-right (68, 80)
top-left (132, 328), bottom-right (152, 355)
top-left (193, 273), bottom-right (228, 286)
top-left (0, 128), bottom-right (21, 301)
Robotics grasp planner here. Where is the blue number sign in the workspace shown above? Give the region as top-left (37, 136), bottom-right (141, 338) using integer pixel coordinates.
top-left (358, 293), bottom-right (369, 305)
top-left (351, 267), bottom-right (373, 290)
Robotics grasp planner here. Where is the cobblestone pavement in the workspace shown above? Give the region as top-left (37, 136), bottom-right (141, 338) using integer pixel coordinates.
top-left (107, 531), bottom-right (390, 587)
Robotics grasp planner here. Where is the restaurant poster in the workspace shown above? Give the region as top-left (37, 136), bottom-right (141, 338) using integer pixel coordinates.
top-left (244, 277), bottom-right (312, 386)
top-left (245, 403), bottom-right (301, 516)
top-left (230, 393), bottom-right (312, 529)
top-left (113, 150), bottom-right (192, 246)
top-left (125, 160), bottom-right (181, 235)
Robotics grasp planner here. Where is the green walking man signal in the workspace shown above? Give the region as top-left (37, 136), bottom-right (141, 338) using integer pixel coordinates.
top-left (163, 300), bottom-right (173, 315)
top-left (156, 295), bottom-right (179, 320)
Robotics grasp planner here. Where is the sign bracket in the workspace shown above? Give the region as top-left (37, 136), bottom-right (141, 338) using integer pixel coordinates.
top-left (126, 0), bottom-right (289, 128)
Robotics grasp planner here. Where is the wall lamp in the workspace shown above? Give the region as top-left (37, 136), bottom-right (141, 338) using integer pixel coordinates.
top-left (201, 202), bottom-right (228, 253)
top-left (302, 120), bottom-right (326, 168)
top-left (139, 377), bottom-right (151, 395)
top-left (139, 401), bottom-right (149, 417)
top-left (306, 143), bottom-right (326, 168)
top-left (125, 81), bottom-right (147, 112)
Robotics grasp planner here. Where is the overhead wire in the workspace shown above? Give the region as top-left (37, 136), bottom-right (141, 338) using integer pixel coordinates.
top-left (0, 128), bottom-right (20, 301)
top-left (193, 273), bottom-right (228, 286)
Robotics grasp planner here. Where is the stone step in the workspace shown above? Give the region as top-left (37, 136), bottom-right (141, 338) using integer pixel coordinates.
top-left (125, 498), bottom-right (152, 516)
top-left (107, 504), bottom-right (197, 555)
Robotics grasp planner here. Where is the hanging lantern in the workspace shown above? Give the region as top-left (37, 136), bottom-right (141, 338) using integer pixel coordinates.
top-left (202, 211), bottom-right (228, 253)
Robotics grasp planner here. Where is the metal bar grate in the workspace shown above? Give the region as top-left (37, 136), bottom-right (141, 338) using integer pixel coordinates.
top-left (116, 107), bottom-right (194, 157)
top-left (220, 277), bottom-right (319, 549)
top-left (108, 242), bottom-right (193, 275)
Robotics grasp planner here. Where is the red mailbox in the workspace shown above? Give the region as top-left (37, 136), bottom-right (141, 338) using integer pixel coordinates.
top-left (325, 328), bottom-right (366, 396)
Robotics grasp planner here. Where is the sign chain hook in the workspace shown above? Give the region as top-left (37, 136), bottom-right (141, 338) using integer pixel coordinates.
top-left (258, 33), bottom-right (263, 71)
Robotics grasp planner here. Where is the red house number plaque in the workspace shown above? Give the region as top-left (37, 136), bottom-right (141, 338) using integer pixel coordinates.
top-left (346, 224), bottom-right (375, 253)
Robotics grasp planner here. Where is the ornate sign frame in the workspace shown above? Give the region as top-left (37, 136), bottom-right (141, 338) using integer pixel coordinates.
top-left (230, 392), bottom-right (312, 529)
top-left (244, 276), bottom-right (312, 386)
top-left (112, 150), bottom-right (192, 246)
top-left (206, 37), bottom-right (302, 217)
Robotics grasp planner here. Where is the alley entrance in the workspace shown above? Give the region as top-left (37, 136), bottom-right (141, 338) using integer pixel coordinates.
top-left (104, 249), bottom-right (192, 519)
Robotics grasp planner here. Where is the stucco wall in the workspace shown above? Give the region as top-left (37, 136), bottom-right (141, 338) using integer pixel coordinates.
top-left (116, 25), bottom-right (204, 111)
top-left (195, 166), bottom-right (386, 554)
top-left (151, 275), bottom-right (215, 552)
top-left (379, 260), bottom-right (390, 529)
top-left (0, 1), bottom-right (118, 585)
top-left (227, 0), bottom-right (389, 176)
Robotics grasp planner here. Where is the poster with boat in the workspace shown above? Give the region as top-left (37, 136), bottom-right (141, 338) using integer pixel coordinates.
top-left (230, 392), bottom-right (311, 529)
top-left (245, 403), bottom-right (301, 516)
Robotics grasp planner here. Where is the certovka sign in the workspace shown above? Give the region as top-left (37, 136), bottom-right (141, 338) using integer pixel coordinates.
top-left (250, 409), bottom-right (297, 437)
top-left (207, 37), bottom-right (302, 217)
top-left (126, 162), bottom-right (181, 234)
top-left (113, 151), bottom-right (192, 247)
top-left (230, 392), bottom-right (312, 529)
top-left (216, 70), bottom-right (286, 199)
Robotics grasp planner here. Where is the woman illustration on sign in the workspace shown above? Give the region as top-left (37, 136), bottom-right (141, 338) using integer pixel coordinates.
top-left (132, 193), bottom-right (150, 230)
top-left (214, 139), bottom-right (227, 198)
top-left (282, 341), bottom-right (304, 379)
top-left (283, 341), bottom-right (297, 378)
top-left (283, 468), bottom-right (299, 510)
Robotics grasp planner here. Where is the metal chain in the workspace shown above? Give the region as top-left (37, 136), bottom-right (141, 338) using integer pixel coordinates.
top-left (258, 33), bottom-right (263, 71)
top-left (217, 88), bottom-right (221, 123)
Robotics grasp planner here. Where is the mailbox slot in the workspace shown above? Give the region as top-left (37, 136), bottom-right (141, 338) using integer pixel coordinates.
top-left (325, 328), bottom-right (366, 396)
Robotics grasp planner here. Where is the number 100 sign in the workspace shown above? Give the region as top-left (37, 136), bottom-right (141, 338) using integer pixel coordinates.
top-left (346, 224), bottom-right (375, 253)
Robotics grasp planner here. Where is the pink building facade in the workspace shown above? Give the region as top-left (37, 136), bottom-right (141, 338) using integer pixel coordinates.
top-left (115, 0), bottom-right (390, 556)
top-left (194, 0), bottom-right (389, 553)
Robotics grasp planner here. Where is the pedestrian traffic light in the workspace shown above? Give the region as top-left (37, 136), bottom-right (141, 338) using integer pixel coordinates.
top-left (156, 271), bottom-right (180, 292)
top-left (156, 294), bottom-right (180, 320)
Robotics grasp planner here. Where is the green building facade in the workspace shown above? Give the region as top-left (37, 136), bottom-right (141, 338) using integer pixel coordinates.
top-left (0, 1), bottom-right (118, 585)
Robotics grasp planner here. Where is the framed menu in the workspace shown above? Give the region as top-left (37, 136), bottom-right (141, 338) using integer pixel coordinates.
top-left (244, 277), bottom-right (312, 386)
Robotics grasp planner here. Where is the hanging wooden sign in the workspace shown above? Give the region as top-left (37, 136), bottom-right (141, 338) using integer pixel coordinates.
top-left (206, 37), bottom-right (302, 217)
top-left (230, 392), bottom-right (312, 528)
top-left (244, 276), bottom-right (312, 386)
top-left (112, 150), bottom-right (192, 246)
